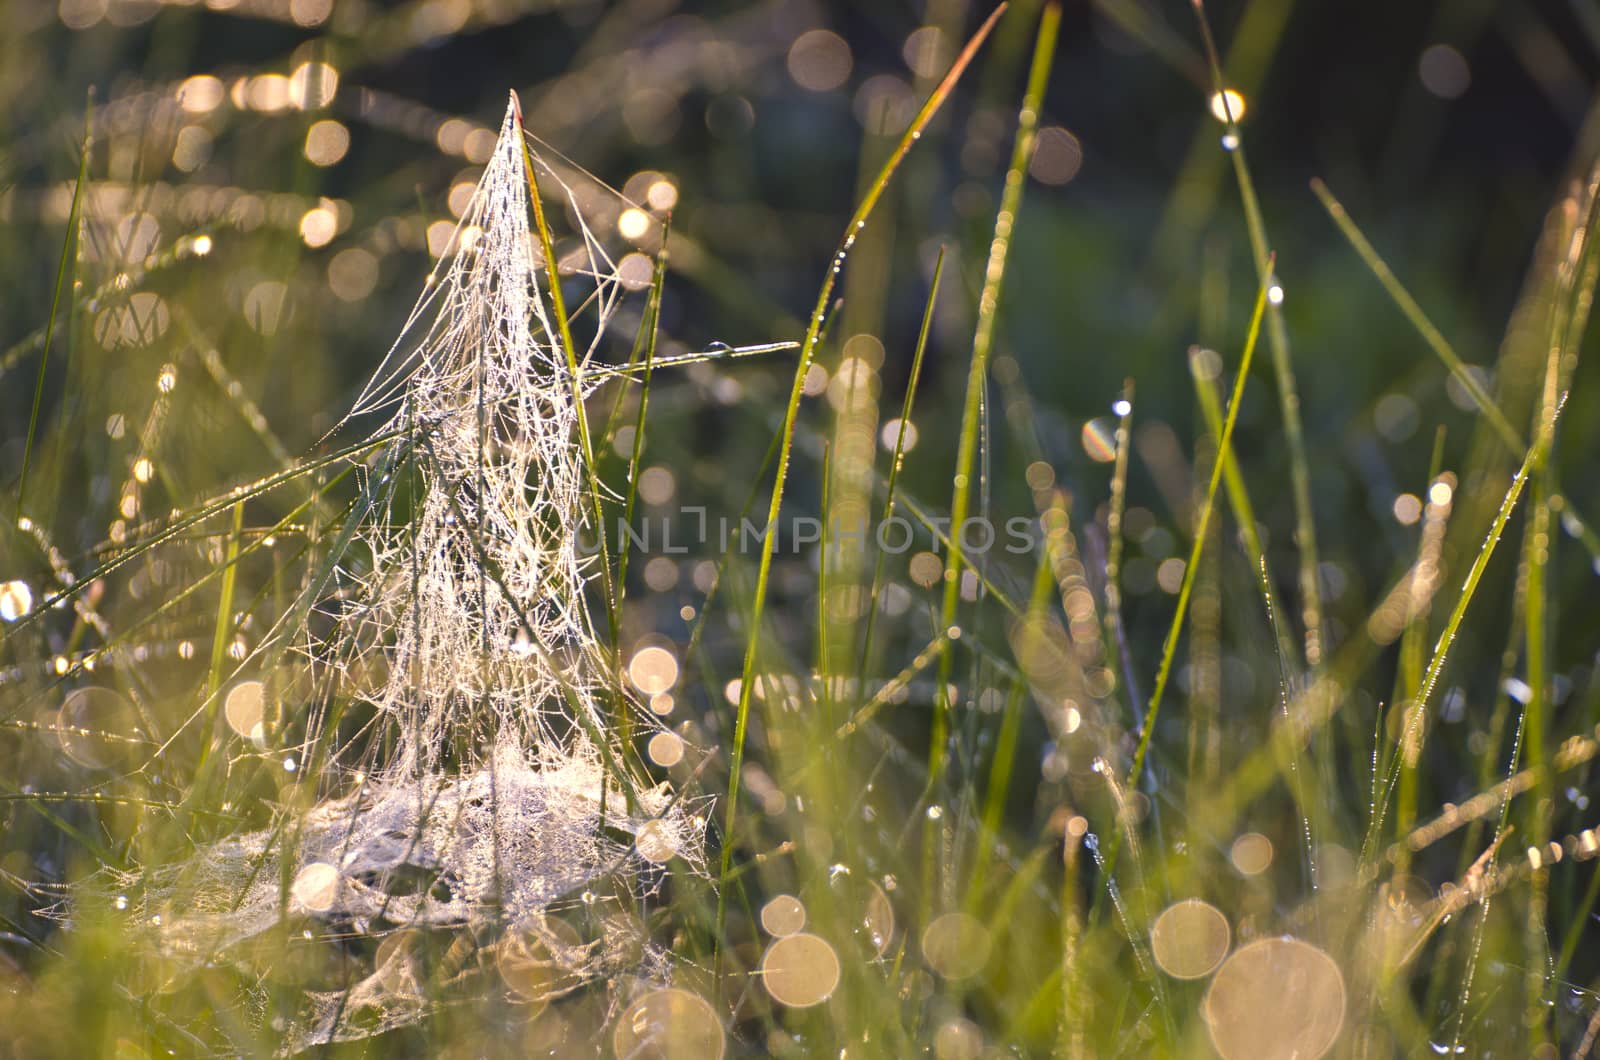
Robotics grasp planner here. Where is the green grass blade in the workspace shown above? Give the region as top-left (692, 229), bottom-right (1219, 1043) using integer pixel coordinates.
top-left (1126, 261), bottom-right (1271, 793)
top-left (1310, 177), bottom-right (1523, 453)
top-left (1192, 1), bottom-right (1325, 667)
top-left (616, 230), bottom-right (668, 605)
top-left (1361, 411), bottom-right (1554, 865)
top-left (859, 246), bottom-right (945, 678)
top-left (717, 2), bottom-right (1008, 963)
top-left (513, 95), bottom-right (621, 672)
top-left (933, 0), bottom-right (1060, 802)
top-left (17, 93), bottom-right (92, 521)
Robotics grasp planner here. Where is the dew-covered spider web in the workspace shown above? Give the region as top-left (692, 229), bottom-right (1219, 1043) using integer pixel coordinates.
top-left (76, 96), bottom-right (706, 1052)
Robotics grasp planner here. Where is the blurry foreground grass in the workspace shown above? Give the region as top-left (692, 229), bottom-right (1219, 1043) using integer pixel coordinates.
top-left (4, 0), bottom-right (1600, 1056)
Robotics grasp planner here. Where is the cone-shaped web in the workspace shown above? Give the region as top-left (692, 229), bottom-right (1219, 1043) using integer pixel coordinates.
top-left (81, 98), bottom-right (702, 1052)
top-left (337, 93), bottom-right (613, 774)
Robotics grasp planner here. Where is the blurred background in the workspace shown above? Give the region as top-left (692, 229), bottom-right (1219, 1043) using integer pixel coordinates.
top-left (4, 0), bottom-right (1599, 632)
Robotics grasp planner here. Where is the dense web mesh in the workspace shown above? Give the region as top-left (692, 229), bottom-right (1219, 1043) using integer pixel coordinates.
top-left (329, 90), bottom-right (622, 769)
top-left (78, 97), bottom-right (701, 1051)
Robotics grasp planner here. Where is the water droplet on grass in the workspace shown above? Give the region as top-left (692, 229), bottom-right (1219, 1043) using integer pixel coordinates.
top-left (0, 581), bottom-right (33, 622)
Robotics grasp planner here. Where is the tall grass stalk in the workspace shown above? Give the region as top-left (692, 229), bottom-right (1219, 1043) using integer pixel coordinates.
top-left (716, 3), bottom-right (1006, 960)
top-left (1127, 264), bottom-right (1270, 792)
top-left (1193, 0), bottom-right (1325, 669)
top-left (932, 2), bottom-right (1059, 805)
top-left (17, 95), bottom-right (91, 522)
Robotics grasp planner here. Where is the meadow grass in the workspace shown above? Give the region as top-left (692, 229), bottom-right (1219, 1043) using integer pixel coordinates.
top-left (2, 2), bottom-right (1600, 1057)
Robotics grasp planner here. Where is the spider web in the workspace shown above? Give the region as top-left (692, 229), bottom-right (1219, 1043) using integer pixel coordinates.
top-left (81, 97), bottom-right (704, 1052)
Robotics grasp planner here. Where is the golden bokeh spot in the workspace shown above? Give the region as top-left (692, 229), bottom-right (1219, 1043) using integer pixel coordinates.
top-left (628, 645), bottom-right (680, 695)
top-left (612, 988), bottom-right (724, 1059)
top-left (223, 680), bottom-right (265, 739)
top-left (759, 894), bottom-right (806, 937)
top-left (646, 730), bottom-right (684, 768)
top-left (634, 819), bottom-right (678, 864)
top-left (1203, 937), bottom-right (1345, 1060)
top-left (57, 687), bottom-right (136, 770)
top-left (759, 932), bottom-right (841, 1008)
top-left (1230, 832), bottom-right (1274, 876)
top-left (1149, 898), bottom-right (1231, 979)
top-left (290, 862), bottom-right (339, 913)
top-left (922, 912), bottom-right (990, 980)
top-left (495, 917), bottom-right (586, 1004)
top-left (787, 30), bottom-right (852, 93)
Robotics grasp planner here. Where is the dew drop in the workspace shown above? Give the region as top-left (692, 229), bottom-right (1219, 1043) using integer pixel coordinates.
top-left (0, 581), bottom-right (33, 622)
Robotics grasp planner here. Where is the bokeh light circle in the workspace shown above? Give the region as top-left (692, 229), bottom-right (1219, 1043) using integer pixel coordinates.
top-left (922, 912), bottom-right (991, 980)
top-left (613, 988), bottom-right (725, 1059)
top-left (760, 894), bottom-right (806, 937)
top-left (1150, 898), bottom-right (1231, 979)
top-left (759, 932), bottom-right (841, 1008)
top-left (1203, 937), bottom-right (1345, 1060)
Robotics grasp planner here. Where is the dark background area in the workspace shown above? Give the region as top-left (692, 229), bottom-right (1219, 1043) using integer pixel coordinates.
top-left (7, 0), bottom-right (1600, 809)
top-left (5, 0), bottom-right (1600, 753)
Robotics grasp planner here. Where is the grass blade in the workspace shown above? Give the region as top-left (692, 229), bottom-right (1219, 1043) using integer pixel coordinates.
top-left (1127, 260), bottom-right (1271, 792)
top-left (1192, 0), bottom-right (1325, 667)
top-left (932, 0), bottom-right (1060, 808)
top-left (17, 92), bottom-right (92, 521)
top-left (717, 2), bottom-right (1009, 962)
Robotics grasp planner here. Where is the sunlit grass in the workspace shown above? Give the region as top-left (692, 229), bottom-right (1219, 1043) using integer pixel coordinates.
top-left (2, 1), bottom-right (1599, 1057)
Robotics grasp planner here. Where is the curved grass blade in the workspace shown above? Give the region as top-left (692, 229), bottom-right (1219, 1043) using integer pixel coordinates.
top-left (717, 2), bottom-right (1009, 963)
top-left (933, 1), bottom-right (1060, 798)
